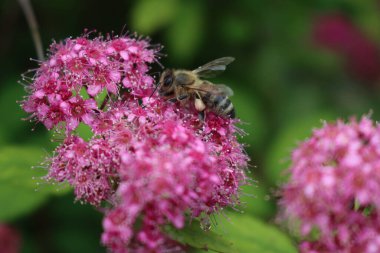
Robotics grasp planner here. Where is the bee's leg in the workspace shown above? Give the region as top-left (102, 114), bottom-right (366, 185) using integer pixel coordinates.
top-left (194, 92), bottom-right (206, 111)
top-left (178, 94), bottom-right (189, 100)
top-left (198, 111), bottom-right (206, 121)
top-left (167, 94), bottom-right (188, 103)
top-left (167, 97), bottom-right (177, 103)
top-left (194, 91), bottom-right (206, 122)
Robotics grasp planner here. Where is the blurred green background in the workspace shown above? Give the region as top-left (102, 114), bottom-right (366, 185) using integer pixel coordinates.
top-left (2, 0), bottom-right (380, 252)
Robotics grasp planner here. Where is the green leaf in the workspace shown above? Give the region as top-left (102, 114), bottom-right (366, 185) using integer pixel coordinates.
top-left (131, 0), bottom-right (179, 34)
top-left (213, 213), bottom-right (297, 253)
top-left (0, 146), bottom-right (70, 221)
top-left (165, 221), bottom-right (237, 253)
top-left (167, 213), bottom-right (297, 253)
top-left (75, 123), bottom-right (93, 141)
top-left (240, 182), bottom-right (276, 220)
top-left (48, 123), bottom-right (94, 143)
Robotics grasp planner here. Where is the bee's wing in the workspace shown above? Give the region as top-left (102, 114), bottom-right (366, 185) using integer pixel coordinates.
top-left (213, 84), bottom-right (234, 96)
top-left (197, 82), bottom-right (234, 97)
top-left (192, 57), bottom-right (235, 78)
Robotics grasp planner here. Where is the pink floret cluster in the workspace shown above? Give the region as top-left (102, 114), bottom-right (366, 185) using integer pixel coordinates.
top-left (22, 34), bottom-right (155, 132)
top-left (22, 33), bottom-right (248, 253)
top-left (280, 117), bottom-right (380, 253)
top-left (48, 136), bottom-right (119, 206)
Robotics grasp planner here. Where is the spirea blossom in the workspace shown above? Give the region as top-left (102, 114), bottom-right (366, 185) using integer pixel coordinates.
top-left (22, 32), bottom-right (248, 253)
top-left (280, 117), bottom-right (380, 253)
top-left (47, 136), bottom-right (119, 206)
top-left (22, 33), bottom-right (156, 132)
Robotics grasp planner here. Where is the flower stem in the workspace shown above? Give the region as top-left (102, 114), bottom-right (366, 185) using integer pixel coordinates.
top-left (18, 0), bottom-right (44, 61)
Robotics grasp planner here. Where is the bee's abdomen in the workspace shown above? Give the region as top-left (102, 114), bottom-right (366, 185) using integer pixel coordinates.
top-left (204, 93), bottom-right (235, 118)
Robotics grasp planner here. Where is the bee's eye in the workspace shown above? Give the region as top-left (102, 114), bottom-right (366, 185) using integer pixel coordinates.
top-left (163, 75), bottom-right (173, 87)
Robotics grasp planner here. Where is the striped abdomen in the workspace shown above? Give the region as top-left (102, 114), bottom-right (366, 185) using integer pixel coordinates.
top-left (203, 92), bottom-right (235, 118)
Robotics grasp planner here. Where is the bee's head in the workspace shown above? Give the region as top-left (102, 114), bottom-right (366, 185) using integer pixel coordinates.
top-left (158, 69), bottom-right (174, 95)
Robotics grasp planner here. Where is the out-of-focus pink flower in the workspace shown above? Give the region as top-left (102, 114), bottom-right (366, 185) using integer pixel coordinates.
top-left (0, 224), bottom-right (21, 253)
top-left (28, 33), bottom-right (249, 252)
top-left (313, 14), bottom-right (380, 83)
top-left (280, 116), bottom-right (380, 253)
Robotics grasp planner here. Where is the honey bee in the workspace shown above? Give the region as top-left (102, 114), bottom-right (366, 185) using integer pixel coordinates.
top-left (158, 57), bottom-right (235, 119)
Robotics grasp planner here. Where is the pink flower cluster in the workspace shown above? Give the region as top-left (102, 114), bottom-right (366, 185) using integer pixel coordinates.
top-left (48, 136), bottom-right (119, 206)
top-left (280, 117), bottom-right (380, 253)
top-left (22, 34), bottom-right (156, 132)
top-left (313, 14), bottom-right (380, 83)
top-left (22, 33), bottom-right (248, 253)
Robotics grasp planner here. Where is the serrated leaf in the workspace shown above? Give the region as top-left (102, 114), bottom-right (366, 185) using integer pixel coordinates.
top-left (0, 146), bottom-right (70, 221)
top-left (167, 213), bottom-right (297, 253)
top-left (131, 0), bottom-right (179, 34)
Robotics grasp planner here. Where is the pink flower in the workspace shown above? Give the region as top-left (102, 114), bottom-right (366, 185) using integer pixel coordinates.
top-left (97, 98), bottom-right (246, 251)
top-left (22, 34), bottom-right (157, 133)
top-left (62, 96), bottom-right (97, 131)
top-left (47, 136), bottom-right (119, 205)
top-left (25, 32), bottom-right (248, 253)
top-left (280, 116), bottom-right (380, 253)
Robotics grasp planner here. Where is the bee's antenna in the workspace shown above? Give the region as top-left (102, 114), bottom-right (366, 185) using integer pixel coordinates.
top-left (141, 82), bottom-right (160, 109)
top-left (149, 82), bottom-right (160, 99)
top-left (120, 24), bottom-right (127, 37)
top-left (149, 71), bottom-right (162, 77)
